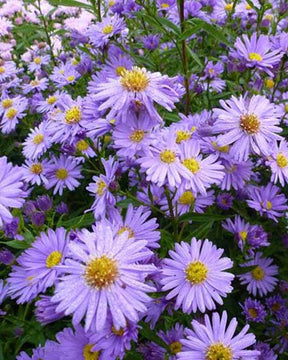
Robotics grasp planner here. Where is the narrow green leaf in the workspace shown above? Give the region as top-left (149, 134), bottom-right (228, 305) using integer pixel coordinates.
top-left (49, 0), bottom-right (92, 10)
top-left (0, 240), bottom-right (30, 249)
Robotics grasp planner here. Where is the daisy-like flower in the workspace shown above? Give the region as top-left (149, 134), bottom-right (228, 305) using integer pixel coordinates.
top-left (233, 33), bottom-right (283, 75)
top-left (158, 323), bottom-right (185, 359)
top-left (16, 346), bottom-right (47, 360)
top-left (222, 215), bottom-right (250, 250)
top-left (239, 252), bottom-right (278, 297)
top-left (161, 238), bottom-right (234, 313)
top-left (22, 77), bottom-right (48, 94)
top-left (35, 295), bottom-right (65, 326)
top-left (213, 94), bottom-right (283, 161)
top-left (28, 54), bottom-right (50, 72)
top-left (22, 159), bottom-right (49, 185)
top-left (241, 298), bottom-right (267, 323)
top-left (178, 311), bottom-right (259, 360)
top-left (267, 140), bottom-right (288, 186)
top-left (246, 182), bottom-right (287, 222)
top-left (1, 96), bottom-right (28, 134)
top-left (0, 60), bottom-right (17, 82)
top-left (22, 122), bottom-right (52, 160)
top-left (0, 156), bottom-right (26, 226)
top-left (45, 155), bottom-right (83, 195)
top-left (50, 63), bottom-right (80, 87)
top-left (52, 221), bottom-right (156, 332)
top-left (36, 90), bottom-right (64, 113)
top-left (221, 158), bottom-right (253, 191)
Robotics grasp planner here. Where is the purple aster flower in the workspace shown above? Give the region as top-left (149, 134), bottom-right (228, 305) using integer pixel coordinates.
top-left (138, 342), bottom-right (166, 360)
top-left (0, 156), bottom-right (26, 227)
top-left (142, 34), bottom-right (160, 50)
top-left (266, 294), bottom-right (286, 315)
top-left (22, 77), bottom-right (48, 94)
top-left (1, 96), bottom-right (28, 134)
top-left (35, 295), bottom-right (65, 326)
top-left (222, 215), bottom-right (250, 250)
top-left (267, 139), bottom-right (288, 186)
top-left (216, 192), bottom-right (233, 210)
top-left (241, 297), bottom-right (267, 323)
top-left (246, 225), bottom-right (269, 248)
top-left (0, 60), bottom-right (17, 82)
top-left (246, 182), bottom-right (288, 222)
top-left (31, 211), bottom-right (46, 226)
top-left (161, 238), bottom-right (234, 313)
top-left (0, 248), bottom-right (15, 265)
top-left (158, 323), bottom-right (185, 359)
top-left (16, 346), bottom-right (46, 360)
top-left (28, 54), bottom-right (50, 72)
top-left (36, 91), bottom-right (64, 114)
top-left (213, 94), bottom-right (283, 161)
top-left (239, 252), bottom-right (278, 297)
top-left (50, 62), bottom-right (80, 87)
top-left (2, 216), bottom-right (20, 238)
top-left (35, 195), bottom-right (53, 212)
top-left (142, 296), bottom-right (171, 329)
top-left (45, 155), bottom-right (83, 195)
top-left (55, 202), bottom-right (69, 214)
top-left (22, 122), bottom-right (52, 160)
top-left (22, 159), bottom-right (49, 185)
top-left (203, 60), bottom-right (224, 79)
top-left (221, 158), bottom-right (253, 191)
top-left (254, 342), bottom-right (277, 360)
top-left (178, 311), bottom-right (259, 360)
top-left (52, 220), bottom-right (156, 332)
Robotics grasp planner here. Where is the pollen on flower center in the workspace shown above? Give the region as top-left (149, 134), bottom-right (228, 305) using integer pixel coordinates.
top-left (185, 260), bottom-right (208, 284)
top-left (116, 66), bottom-right (125, 76)
top-left (276, 153), bottom-right (288, 168)
top-left (239, 231), bottom-right (247, 241)
top-left (30, 163), bottom-right (43, 174)
top-left (46, 251), bottom-right (62, 268)
top-left (251, 266), bottom-right (264, 280)
top-left (30, 80), bottom-right (39, 86)
top-left (161, 2), bottom-right (170, 8)
top-left (34, 57), bottom-right (41, 64)
top-left (112, 326), bottom-right (124, 336)
top-left (76, 139), bottom-right (89, 151)
top-left (212, 141), bottom-right (229, 153)
top-left (205, 343), bottom-right (232, 360)
top-left (176, 130), bottom-right (191, 144)
top-left (6, 108), bottom-right (18, 119)
top-left (178, 191), bottom-right (195, 205)
top-left (240, 113), bottom-right (260, 134)
top-left (182, 158), bottom-right (200, 173)
top-left (65, 106), bottom-right (81, 124)
top-left (56, 168), bottom-right (68, 180)
top-left (170, 341), bottom-right (182, 355)
top-left (102, 24), bottom-right (114, 34)
top-left (84, 255), bottom-right (118, 289)
top-left (225, 3), bottom-right (233, 11)
top-left (261, 200), bottom-right (272, 210)
top-left (0, 67), bottom-right (5, 74)
top-left (47, 95), bottom-right (57, 104)
top-left (2, 99), bottom-right (13, 109)
top-left (246, 4), bottom-right (252, 10)
top-left (160, 150), bottom-right (176, 164)
top-left (249, 52), bottom-right (263, 62)
top-left (67, 75), bottom-right (75, 82)
top-left (117, 226), bottom-right (134, 238)
top-left (130, 129), bottom-right (145, 143)
top-left (33, 134), bottom-right (44, 145)
top-left (248, 308), bottom-right (258, 318)
top-left (120, 67), bottom-right (150, 92)
top-left (96, 180), bottom-right (106, 195)
top-left (83, 344), bottom-right (100, 360)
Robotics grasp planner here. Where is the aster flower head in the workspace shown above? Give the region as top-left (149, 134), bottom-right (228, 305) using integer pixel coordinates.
top-left (161, 238), bottom-right (234, 313)
top-left (241, 297), bottom-right (267, 323)
top-left (178, 311), bottom-right (259, 360)
top-left (1, 96), bottom-right (28, 134)
top-left (267, 139), bottom-right (288, 186)
top-left (254, 342), bottom-right (277, 360)
top-left (213, 94), bottom-right (283, 161)
top-left (52, 220), bottom-right (156, 332)
top-left (35, 295), bottom-right (65, 325)
top-left (158, 323), bottom-right (185, 359)
top-left (22, 159), bottom-right (49, 186)
top-left (22, 122), bottom-right (52, 160)
top-left (239, 252), bottom-right (278, 297)
top-left (28, 54), bottom-right (50, 72)
top-left (220, 158), bottom-right (253, 191)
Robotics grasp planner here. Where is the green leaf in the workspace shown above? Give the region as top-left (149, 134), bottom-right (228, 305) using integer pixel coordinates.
top-left (186, 46), bottom-right (203, 67)
top-left (48, 0), bottom-right (92, 10)
top-left (58, 213), bottom-right (95, 228)
top-left (0, 240), bottom-right (30, 249)
top-left (140, 322), bottom-right (169, 350)
top-left (190, 221), bottom-right (214, 238)
top-left (178, 212), bottom-right (231, 223)
top-left (140, 13), bottom-right (180, 35)
top-left (186, 19), bottom-right (230, 45)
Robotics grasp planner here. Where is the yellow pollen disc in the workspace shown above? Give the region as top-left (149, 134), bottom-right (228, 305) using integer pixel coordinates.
top-left (240, 113), bottom-right (260, 134)
top-left (176, 130), bottom-right (191, 144)
top-left (225, 3), bottom-right (233, 11)
top-left (96, 180), bottom-right (106, 195)
top-left (170, 341), bottom-right (182, 355)
top-left (6, 108), bottom-right (18, 119)
top-left (2, 99), bottom-right (13, 109)
top-left (272, 302), bottom-right (281, 312)
top-left (84, 255), bottom-right (118, 289)
top-left (65, 106), bottom-right (81, 124)
top-left (76, 139), bottom-right (89, 151)
top-left (67, 75), bottom-right (75, 82)
top-left (102, 25), bottom-right (114, 34)
top-left (191, 126), bottom-right (196, 132)
top-left (285, 104), bottom-right (288, 113)
top-left (248, 308), bottom-right (258, 318)
top-left (110, 119), bottom-right (116, 124)
top-left (276, 153), bottom-right (288, 168)
top-left (249, 52), bottom-right (263, 62)
top-left (120, 67), bottom-right (149, 92)
top-left (206, 343), bottom-right (232, 360)
top-left (112, 326), bottom-right (124, 336)
top-left (265, 79), bottom-right (274, 89)
top-left (261, 200), bottom-right (272, 210)
top-left (251, 266), bottom-right (264, 281)
top-left (178, 191), bottom-right (195, 205)
top-left (83, 344), bottom-right (100, 360)
top-left (108, 0), bottom-right (115, 6)
top-left (34, 57), bottom-right (41, 64)
top-left (30, 80), bottom-right (39, 86)
top-left (209, 68), bottom-right (215, 74)
top-left (182, 158), bottom-right (200, 173)
top-left (185, 261), bottom-right (208, 284)
top-left (30, 163), bottom-right (43, 174)
top-left (117, 226), bottom-right (134, 238)
top-left (265, 14), bottom-right (273, 21)
top-left (47, 95), bottom-right (57, 105)
top-left (246, 4), bottom-right (252, 10)
top-left (116, 66), bottom-right (126, 76)
top-left (161, 2), bottom-right (170, 8)
top-left (239, 231), bottom-right (247, 241)
top-left (72, 59), bottom-right (79, 65)
top-left (59, 69), bottom-right (64, 74)
top-left (46, 251), bottom-right (62, 268)
top-left (56, 168), bottom-right (68, 180)
top-left (27, 276), bottom-right (34, 282)
top-left (130, 129), bottom-right (145, 143)
top-left (212, 141), bottom-right (229, 153)
top-left (160, 150), bottom-right (176, 164)
top-left (33, 134), bottom-right (44, 145)
top-left (0, 67), bottom-right (5, 74)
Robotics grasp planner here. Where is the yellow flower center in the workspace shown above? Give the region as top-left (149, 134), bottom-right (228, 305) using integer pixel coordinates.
top-left (112, 326), bottom-right (124, 336)
top-left (130, 129), bottom-right (145, 143)
top-left (67, 75), bottom-right (75, 82)
top-left (6, 108), bottom-right (18, 119)
top-left (59, 69), bottom-right (64, 74)
top-left (160, 150), bottom-right (176, 164)
top-left (161, 2), bottom-right (170, 8)
top-left (30, 163), bottom-right (43, 174)
top-left (96, 180), bottom-right (106, 195)
top-left (0, 67), bottom-right (5, 74)
top-left (239, 231), bottom-right (247, 241)
top-left (108, 0), bottom-right (115, 6)
top-left (182, 158), bottom-right (200, 173)
top-left (117, 226), bottom-right (134, 238)
top-left (261, 200), bottom-right (272, 210)
top-left (285, 104), bottom-right (288, 113)
top-left (265, 14), bottom-right (273, 21)
top-left (206, 343), bottom-right (232, 360)
top-left (2, 99), bottom-right (13, 109)
top-left (102, 25), bottom-right (114, 34)
top-left (46, 251), bottom-right (62, 268)
top-left (240, 113), bottom-right (260, 134)
top-left (178, 191), bottom-right (195, 205)
top-left (76, 139), bottom-right (89, 151)
top-left (56, 168), bottom-right (68, 180)
top-left (65, 106), bottom-right (81, 124)
top-left (272, 302), bottom-right (281, 312)
top-left (84, 255), bottom-right (118, 289)
top-left (225, 3), bottom-right (233, 11)
top-left (176, 130), bottom-right (191, 144)
top-left (116, 66), bottom-right (126, 76)
top-left (47, 96), bottom-right (57, 105)
top-left (72, 59), bottom-right (79, 65)
top-left (34, 57), bottom-right (41, 64)
top-left (246, 4), bottom-right (252, 10)
top-left (33, 134), bottom-right (44, 145)
top-left (248, 308), bottom-right (258, 318)
top-left (265, 79), bottom-right (274, 89)
top-left (83, 344), bottom-right (100, 360)
top-left (170, 341), bottom-right (182, 355)
top-left (120, 67), bottom-right (150, 92)
top-left (212, 141), bottom-right (229, 153)
top-left (276, 153), bottom-right (288, 168)
top-left (185, 261), bottom-right (208, 284)
top-left (30, 80), bottom-right (39, 86)
top-left (249, 52), bottom-right (263, 62)
top-left (251, 266), bottom-right (264, 280)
